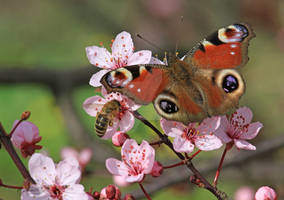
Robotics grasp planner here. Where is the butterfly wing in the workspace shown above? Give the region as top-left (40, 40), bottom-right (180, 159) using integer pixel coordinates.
top-left (181, 23), bottom-right (254, 117)
top-left (101, 65), bottom-right (169, 105)
top-left (183, 23), bottom-right (255, 69)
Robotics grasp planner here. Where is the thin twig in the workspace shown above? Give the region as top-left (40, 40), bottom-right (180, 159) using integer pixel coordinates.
top-left (0, 123), bottom-right (35, 184)
top-left (133, 111), bottom-right (227, 200)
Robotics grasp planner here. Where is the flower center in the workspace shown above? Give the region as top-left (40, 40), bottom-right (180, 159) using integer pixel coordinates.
top-left (47, 184), bottom-right (66, 200)
top-left (230, 118), bottom-right (249, 138)
top-left (183, 127), bottom-right (198, 142)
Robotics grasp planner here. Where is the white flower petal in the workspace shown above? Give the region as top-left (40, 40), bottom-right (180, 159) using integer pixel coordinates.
top-left (89, 70), bottom-right (109, 87)
top-left (149, 57), bottom-right (166, 64)
top-left (239, 122), bottom-right (263, 140)
top-left (119, 111), bottom-right (135, 132)
top-left (198, 116), bottom-right (221, 135)
top-left (195, 135), bottom-right (223, 151)
top-left (125, 173), bottom-right (144, 183)
top-left (173, 136), bottom-right (194, 153)
top-left (234, 139), bottom-right (256, 150)
top-left (21, 185), bottom-right (50, 200)
top-left (112, 31), bottom-right (134, 64)
top-left (85, 46), bottom-right (113, 69)
top-left (29, 153), bottom-right (56, 186)
top-left (139, 140), bottom-right (155, 174)
top-left (215, 116), bottom-right (233, 143)
top-left (82, 96), bottom-right (106, 117)
top-left (56, 157), bottom-right (81, 185)
top-left (127, 50), bottom-right (152, 65)
top-left (105, 158), bottom-right (129, 176)
top-left (63, 184), bottom-right (88, 200)
top-left (160, 118), bottom-right (184, 137)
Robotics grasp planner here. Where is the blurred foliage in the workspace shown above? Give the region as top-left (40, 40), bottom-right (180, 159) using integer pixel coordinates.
top-left (1, 0), bottom-right (284, 199)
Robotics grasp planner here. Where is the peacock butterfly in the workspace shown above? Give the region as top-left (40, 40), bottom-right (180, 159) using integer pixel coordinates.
top-left (100, 23), bottom-right (255, 125)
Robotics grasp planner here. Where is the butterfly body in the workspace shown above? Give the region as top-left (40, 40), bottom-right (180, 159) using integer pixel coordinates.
top-left (101, 23), bottom-right (254, 125)
top-left (95, 100), bottom-right (121, 137)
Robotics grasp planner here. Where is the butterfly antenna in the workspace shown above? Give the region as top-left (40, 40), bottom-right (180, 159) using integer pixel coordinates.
top-left (174, 16), bottom-right (184, 58)
top-left (136, 33), bottom-right (165, 52)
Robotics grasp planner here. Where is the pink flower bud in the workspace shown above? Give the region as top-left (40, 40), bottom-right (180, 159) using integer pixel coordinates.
top-left (255, 186), bottom-right (277, 200)
top-left (234, 186), bottom-right (254, 200)
top-left (92, 191), bottom-right (100, 199)
top-left (151, 161), bottom-right (163, 177)
top-left (112, 131), bottom-right (129, 147)
top-left (11, 120), bottom-right (42, 158)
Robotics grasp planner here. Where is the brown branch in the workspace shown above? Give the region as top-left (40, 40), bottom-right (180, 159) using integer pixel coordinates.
top-left (0, 66), bottom-right (96, 91)
top-left (0, 123), bottom-right (35, 184)
top-left (133, 111), bottom-right (227, 200)
top-left (131, 133), bottom-right (284, 199)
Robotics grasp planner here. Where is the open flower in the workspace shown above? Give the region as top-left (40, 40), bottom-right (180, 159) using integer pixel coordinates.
top-left (160, 116), bottom-right (223, 153)
top-left (105, 139), bottom-right (155, 183)
top-left (83, 87), bottom-right (139, 139)
top-left (11, 120), bottom-right (42, 158)
top-left (61, 147), bottom-right (93, 171)
top-left (255, 186), bottom-right (277, 200)
top-left (86, 31), bottom-right (152, 87)
top-left (215, 107), bottom-right (263, 150)
top-left (21, 153), bottom-right (88, 200)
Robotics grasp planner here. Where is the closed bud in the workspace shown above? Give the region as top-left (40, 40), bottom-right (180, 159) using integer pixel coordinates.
top-left (21, 111), bottom-right (31, 120)
top-left (151, 161), bottom-right (163, 177)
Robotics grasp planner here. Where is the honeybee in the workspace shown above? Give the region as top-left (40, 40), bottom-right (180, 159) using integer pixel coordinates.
top-left (95, 100), bottom-right (121, 137)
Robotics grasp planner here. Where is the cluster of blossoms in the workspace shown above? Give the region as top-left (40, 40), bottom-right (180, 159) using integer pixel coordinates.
top-left (0, 31), bottom-right (278, 200)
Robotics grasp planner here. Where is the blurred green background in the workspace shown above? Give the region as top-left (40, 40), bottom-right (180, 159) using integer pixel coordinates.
top-left (1, 0), bottom-right (284, 199)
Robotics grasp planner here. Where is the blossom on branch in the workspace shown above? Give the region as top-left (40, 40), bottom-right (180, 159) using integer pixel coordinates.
top-left (61, 147), bottom-right (93, 171)
top-left (11, 120), bottom-right (42, 158)
top-left (86, 31), bottom-right (152, 87)
top-left (83, 87), bottom-right (140, 139)
top-left (215, 107), bottom-right (263, 150)
top-left (106, 139), bottom-right (155, 183)
top-left (21, 153), bottom-right (88, 200)
top-left (160, 116), bottom-right (223, 153)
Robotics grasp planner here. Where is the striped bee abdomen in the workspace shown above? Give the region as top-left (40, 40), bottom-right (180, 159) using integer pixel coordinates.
top-left (95, 100), bottom-right (121, 137)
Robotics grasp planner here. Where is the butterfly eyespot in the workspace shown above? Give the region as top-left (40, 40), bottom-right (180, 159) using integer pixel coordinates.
top-left (159, 100), bottom-right (179, 114)
top-left (222, 75), bottom-right (239, 93)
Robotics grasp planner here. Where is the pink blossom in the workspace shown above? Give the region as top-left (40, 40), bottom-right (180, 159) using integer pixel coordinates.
top-left (100, 185), bottom-right (121, 200)
top-left (160, 117), bottom-right (223, 153)
top-left (21, 153), bottom-right (88, 200)
top-left (112, 131), bottom-right (130, 147)
top-left (215, 107), bottom-right (263, 150)
top-left (255, 186), bottom-right (277, 200)
top-left (86, 31), bottom-right (152, 87)
top-left (106, 139), bottom-right (155, 183)
top-left (11, 120), bottom-right (42, 158)
top-left (83, 87), bottom-right (140, 139)
top-left (234, 186), bottom-right (255, 200)
top-left (61, 147), bottom-right (93, 171)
